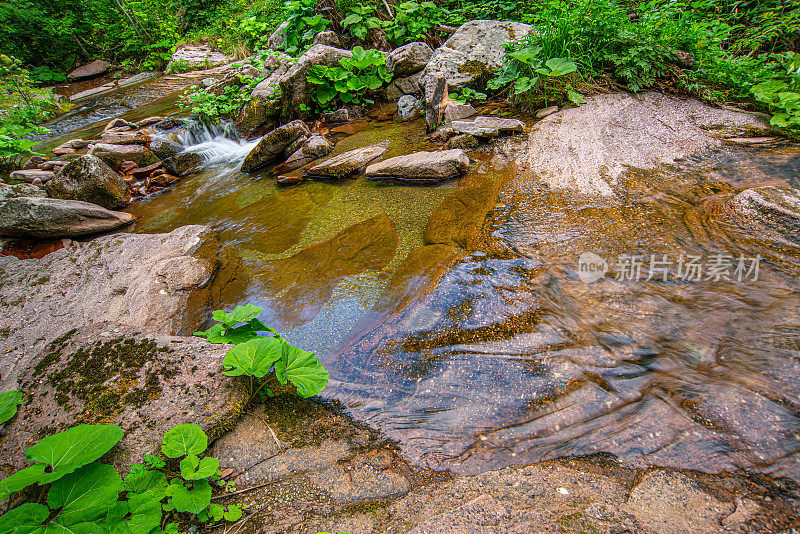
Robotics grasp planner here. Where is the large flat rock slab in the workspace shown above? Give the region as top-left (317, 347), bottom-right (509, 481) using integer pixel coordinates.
top-left (0, 225), bottom-right (219, 389)
top-left (366, 149), bottom-right (470, 184)
top-left (0, 322), bottom-right (248, 472)
top-left (305, 142), bottom-right (389, 179)
top-left (517, 92), bottom-right (770, 196)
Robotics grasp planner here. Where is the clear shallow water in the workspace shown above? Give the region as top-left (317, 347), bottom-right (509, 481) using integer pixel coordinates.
top-left (124, 115), bottom-right (800, 482)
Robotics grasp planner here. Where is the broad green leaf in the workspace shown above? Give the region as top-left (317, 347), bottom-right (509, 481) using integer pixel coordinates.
top-left (342, 13), bottom-right (362, 27)
top-left (0, 390), bottom-right (23, 424)
top-left (26, 424), bottom-right (124, 484)
top-left (106, 493), bottom-right (162, 534)
top-left (179, 455), bottom-right (219, 480)
top-left (124, 467), bottom-right (168, 500)
top-left (0, 503), bottom-right (48, 534)
top-left (168, 479), bottom-right (212, 514)
top-left (223, 504), bottom-right (243, 522)
top-left (48, 463), bottom-right (121, 526)
top-left (43, 521), bottom-right (101, 534)
top-left (211, 304), bottom-right (263, 328)
top-left (222, 337), bottom-right (283, 378)
top-left (275, 345), bottom-right (329, 398)
top-left (513, 76), bottom-right (535, 94)
top-left (0, 464), bottom-right (46, 497)
top-left (545, 57), bottom-right (578, 76)
top-left (208, 503), bottom-right (225, 522)
top-left (162, 424), bottom-right (207, 458)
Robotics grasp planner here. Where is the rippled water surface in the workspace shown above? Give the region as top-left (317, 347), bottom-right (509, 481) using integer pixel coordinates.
top-left (117, 108), bottom-right (800, 482)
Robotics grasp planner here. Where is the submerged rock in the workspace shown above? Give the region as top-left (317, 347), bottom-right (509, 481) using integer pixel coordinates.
top-left (241, 120), bottom-right (311, 172)
top-left (0, 197), bottom-right (135, 238)
top-left (1, 322), bottom-right (248, 472)
top-left (46, 155), bottom-right (130, 209)
top-left (163, 151), bottom-right (204, 177)
top-left (422, 20), bottom-right (534, 90)
top-left (90, 143), bottom-right (160, 172)
top-left (724, 185), bottom-right (800, 248)
top-left (366, 149), bottom-right (470, 184)
top-left (386, 42), bottom-right (434, 77)
top-left (149, 137), bottom-right (183, 160)
top-left (305, 142), bottom-right (389, 179)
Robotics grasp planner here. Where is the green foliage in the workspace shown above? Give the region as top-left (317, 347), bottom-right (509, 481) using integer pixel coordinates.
top-left (383, 1), bottom-right (462, 45)
top-left (450, 87), bottom-right (487, 104)
top-left (341, 5), bottom-right (383, 41)
top-left (307, 46), bottom-right (392, 111)
top-left (196, 304), bottom-right (330, 399)
top-left (751, 52), bottom-right (800, 130)
top-left (488, 38), bottom-right (581, 107)
top-left (0, 422), bottom-right (242, 531)
top-left (0, 390), bottom-right (23, 424)
top-left (283, 0), bottom-right (331, 56)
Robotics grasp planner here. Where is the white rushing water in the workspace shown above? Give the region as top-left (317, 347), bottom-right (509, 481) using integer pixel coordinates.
top-left (159, 120), bottom-right (259, 171)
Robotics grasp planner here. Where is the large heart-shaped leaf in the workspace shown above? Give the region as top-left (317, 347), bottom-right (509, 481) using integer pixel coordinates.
top-left (275, 345), bottom-right (329, 398)
top-left (26, 424), bottom-right (124, 484)
top-left (0, 503), bottom-right (47, 533)
top-left (222, 337), bottom-right (283, 378)
top-left (48, 463), bottom-right (121, 526)
top-left (106, 493), bottom-right (162, 534)
top-left (124, 467), bottom-right (168, 500)
top-left (167, 479), bottom-right (212, 514)
top-left (0, 389), bottom-right (23, 424)
top-left (212, 304), bottom-right (263, 328)
top-left (161, 424), bottom-right (207, 459)
top-left (179, 455), bottom-right (219, 480)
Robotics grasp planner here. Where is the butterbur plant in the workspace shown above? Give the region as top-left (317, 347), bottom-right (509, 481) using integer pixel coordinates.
top-left (751, 52), bottom-right (800, 131)
top-left (0, 423), bottom-right (241, 532)
top-left (306, 47), bottom-right (392, 111)
top-left (195, 304), bottom-right (329, 399)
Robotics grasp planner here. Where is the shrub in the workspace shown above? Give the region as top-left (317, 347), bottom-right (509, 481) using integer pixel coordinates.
top-left (306, 46), bottom-right (392, 111)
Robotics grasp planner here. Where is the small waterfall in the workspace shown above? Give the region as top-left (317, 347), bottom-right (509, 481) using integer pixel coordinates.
top-left (159, 120), bottom-right (259, 171)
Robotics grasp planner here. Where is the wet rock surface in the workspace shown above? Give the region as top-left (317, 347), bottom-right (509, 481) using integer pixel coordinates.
top-left (67, 59), bottom-right (111, 81)
top-left (46, 154), bottom-right (130, 209)
top-left (366, 149), bottom-right (470, 183)
top-left (305, 142), bottom-right (390, 179)
top-left (0, 322), bottom-right (248, 472)
top-left (90, 143), bottom-right (160, 172)
top-left (0, 225), bottom-right (218, 388)
top-left (0, 197), bottom-right (135, 238)
top-left (241, 120), bottom-right (311, 172)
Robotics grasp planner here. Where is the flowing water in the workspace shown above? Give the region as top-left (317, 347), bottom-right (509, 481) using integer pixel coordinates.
top-left (39, 79), bottom-right (800, 482)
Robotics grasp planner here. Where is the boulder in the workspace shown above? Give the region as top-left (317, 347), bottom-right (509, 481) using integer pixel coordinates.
top-left (322, 109), bottom-right (351, 124)
top-left (278, 45), bottom-right (353, 119)
top-left (0, 225), bottom-right (219, 388)
top-left (267, 21), bottom-right (290, 50)
top-left (90, 143), bottom-right (160, 171)
top-left (386, 42), bottom-right (434, 77)
top-left (99, 130), bottom-right (150, 145)
top-left (535, 105), bottom-right (559, 119)
top-left (135, 116), bottom-right (164, 128)
top-left (149, 137), bottom-right (183, 160)
top-left (9, 169), bottom-right (55, 183)
top-left (313, 30), bottom-right (342, 48)
top-left (447, 133), bottom-right (479, 150)
top-left (46, 155), bottom-right (130, 209)
top-left (236, 55), bottom-right (293, 136)
top-left (51, 144), bottom-right (75, 156)
top-left (386, 71), bottom-right (424, 101)
top-left (0, 323), bottom-right (249, 473)
top-left (443, 101), bottom-right (477, 124)
top-left (166, 45), bottom-right (231, 72)
top-left (305, 142), bottom-right (390, 179)
top-left (23, 155), bottom-right (46, 170)
top-left (67, 59), bottom-right (111, 81)
top-left (0, 182), bottom-right (46, 201)
top-left (725, 186), bottom-right (800, 248)
top-left (281, 134), bottom-right (334, 171)
top-left (365, 149), bottom-right (470, 184)
top-left (422, 20), bottom-right (534, 90)
top-left (163, 151), bottom-right (204, 177)
top-left (241, 120), bottom-right (311, 172)
top-left (105, 118), bottom-right (138, 131)
top-left (451, 116), bottom-right (525, 137)
top-left (518, 92), bottom-right (770, 196)
top-left (0, 197), bottom-right (135, 238)
top-left (396, 95), bottom-right (422, 122)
